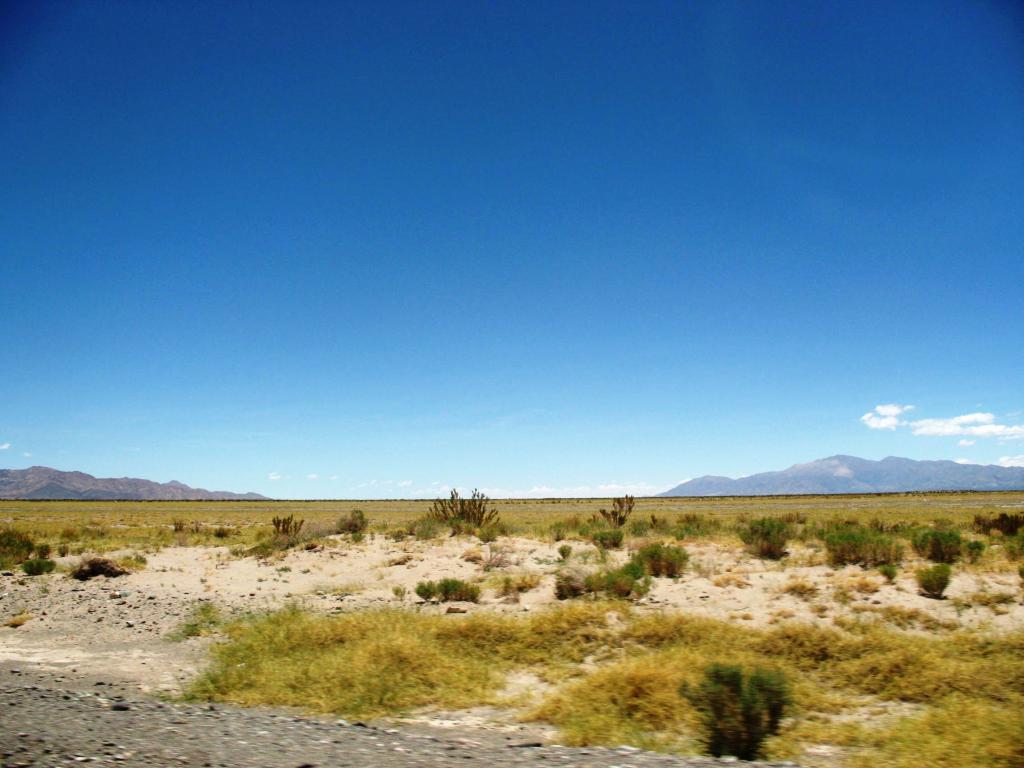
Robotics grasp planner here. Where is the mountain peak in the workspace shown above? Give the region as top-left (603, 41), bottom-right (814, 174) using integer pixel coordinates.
top-left (661, 455), bottom-right (1024, 496)
top-left (0, 466), bottom-right (268, 501)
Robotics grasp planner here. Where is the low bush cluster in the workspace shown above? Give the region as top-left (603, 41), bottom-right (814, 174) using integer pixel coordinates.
top-left (415, 578), bottom-right (480, 603)
top-left (632, 543), bottom-right (689, 577)
top-left (824, 524), bottom-right (903, 567)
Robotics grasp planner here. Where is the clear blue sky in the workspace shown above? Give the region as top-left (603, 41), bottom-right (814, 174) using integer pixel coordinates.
top-left (2, 1), bottom-right (1022, 498)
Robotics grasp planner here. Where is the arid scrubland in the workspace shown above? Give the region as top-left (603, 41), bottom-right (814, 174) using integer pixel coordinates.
top-left (3, 492), bottom-right (1024, 766)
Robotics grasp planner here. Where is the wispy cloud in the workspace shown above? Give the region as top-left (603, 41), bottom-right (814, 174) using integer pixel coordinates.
top-left (958, 439), bottom-right (975, 447)
top-left (267, 472), bottom-right (282, 481)
top-left (0, 442), bottom-right (10, 450)
top-left (22, 452), bottom-right (32, 458)
top-left (860, 404), bottom-right (914, 430)
top-left (998, 455), bottom-right (1024, 468)
top-left (861, 405), bottom-right (1023, 440)
top-left (306, 473), bottom-right (319, 480)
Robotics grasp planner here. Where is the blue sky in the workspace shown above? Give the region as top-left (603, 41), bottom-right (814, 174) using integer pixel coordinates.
top-left (2, 1), bottom-right (1022, 498)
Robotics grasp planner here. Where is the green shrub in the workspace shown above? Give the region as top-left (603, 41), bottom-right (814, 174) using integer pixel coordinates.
top-left (916, 563), bottom-right (952, 599)
top-left (337, 510), bottom-right (368, 534)
top-left (739, 518), bottom-right (791, 560)
top-left (1018, 564), bottom-right (1024, 582)
top-left (683, 664), bottom-right (791, 760)
top-left (632, 543), bottom-right (689, 577)
top-left (824, 524), bottom-right (902, 567)
top-left (21, 558), bottom-right (56, 576)
top-left (912, 529), bottom-right (962, 563)
top-left (878, 563), bottom-right (898, 583)
top-left (558, 544), bottom-right (572, 561)
top-left (415, 581), bottom-right (438, 601)
top-left (212, 526), bottom-right (233, 539)
top-left (550, 522), bottom-right (568, 541)
top-left (33, 542), bottom-right (52, 559)
top-left (591, 528), bottom-right (624, 550)
top-left (0, 528), bottom-right (35, 568)
top-left (965, 540), bottom-right (986, 563)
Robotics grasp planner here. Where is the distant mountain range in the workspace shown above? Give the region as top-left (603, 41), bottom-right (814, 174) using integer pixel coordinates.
top-left (0, 466), bottom-right (268, 500)
top-left (660, 455), bottom-right (1024, 496)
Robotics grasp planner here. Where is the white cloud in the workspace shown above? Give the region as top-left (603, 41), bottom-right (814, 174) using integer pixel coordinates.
top-left (910, 413), bottom-right (1024, 438)
top-left (307, 473), bottom-right (319, 480)
top-left (954, 458), bottom-right (976, 465)
top-left (861, 405), bottom-right (1023, 440)
top-left (0, 442), bottom-right (10, 450)
top-left (22, 452), bottom-right (32, 457)
top-left (860, 404), bottom-right (914, 430)
top-left (329, 475), bottom-right (339, 481)
top-left (998, 455), bottom-right (1024, 468)
top-left (267, 472), bottom-right (282, 481)
top-left (958, 439), bottom-right (975, 447)
top-left (398, 480), bottom-right (413, 487)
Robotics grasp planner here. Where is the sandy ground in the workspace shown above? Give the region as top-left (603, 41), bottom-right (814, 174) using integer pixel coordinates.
top-left (2, 533), bottom-right (1022, 698)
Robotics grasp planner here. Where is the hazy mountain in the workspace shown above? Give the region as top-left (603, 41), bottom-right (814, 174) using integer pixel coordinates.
top-left (660, 455), bottom-right (1024, 496)
top-left (0, 466), bottom-right (269, 500)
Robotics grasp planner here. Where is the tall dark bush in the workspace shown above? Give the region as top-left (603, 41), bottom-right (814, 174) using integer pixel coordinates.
top-left (684, 664), bottom-right (791, 760)
top-left (912, 530), bottom-right (962, 563)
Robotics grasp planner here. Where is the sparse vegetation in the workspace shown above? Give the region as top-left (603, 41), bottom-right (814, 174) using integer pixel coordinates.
top-left (171, 602), bottom-right (223, 639)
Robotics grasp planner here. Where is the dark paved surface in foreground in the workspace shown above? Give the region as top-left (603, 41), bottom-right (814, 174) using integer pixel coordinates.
top-left (0, 668), bottom-right (802, 768)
